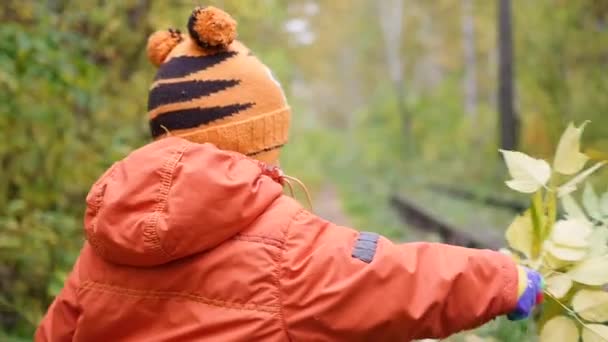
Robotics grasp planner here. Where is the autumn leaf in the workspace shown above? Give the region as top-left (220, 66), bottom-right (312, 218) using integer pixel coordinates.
top-left (554, 121), bottom-right (590, 175)
top-left (505, 212), bottom-right (533, 258)
top-left (558, 163), bottom-right (606, 197)
top-left (588, 228), bottom-right (608, 257)
top-left (600, 191), bottom-right (608, 219)
top-left (539, 316), bottom-right (579, 342)
top-left (546, 241), bottom-right (587, 262)
top-left (582, 324), bottom-right (608, 342)
top-left (568, 255), bottom-right (608, 286)
top-left (545, 273), bottom-right (572, 299)
top-left (500, 150), bottom-right (551, 193)
top-left (583, 183), bottom-right (602, 220)
top-left (561, 194), bottom-right (590, 222)
top-left (551, 219), bottom-right (592, 248)
top-left (572, 289), bottom-right (608, 322)
top-left (543, 252), bottom-right (570, 270)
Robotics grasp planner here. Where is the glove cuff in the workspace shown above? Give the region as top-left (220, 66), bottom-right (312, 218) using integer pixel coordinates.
top-left (508, 267), bottom-right (544, 321)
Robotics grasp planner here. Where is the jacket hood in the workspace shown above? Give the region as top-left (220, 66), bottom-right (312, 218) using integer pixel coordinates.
top-left (84, 137), bottom-right (284, 267)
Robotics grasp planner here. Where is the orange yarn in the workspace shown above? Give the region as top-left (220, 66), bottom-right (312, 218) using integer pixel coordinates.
top-left (146, 7), bottom-right (290, 165)
top-left (146, 29), bottom-right (183, 66)
top-left (189, 6), bottom-right (237, 49)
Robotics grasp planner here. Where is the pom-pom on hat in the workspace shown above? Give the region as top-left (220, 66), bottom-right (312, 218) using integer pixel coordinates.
top-left (146, 6), bottom-right (290, 164)
top-left (188, 6), bottom-right (236, 49)
top-left (147, 29), bottom-right (183, 66)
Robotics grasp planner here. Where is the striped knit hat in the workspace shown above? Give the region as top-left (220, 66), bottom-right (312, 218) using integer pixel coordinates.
top-left (146, 6), bottom-right (291, 163)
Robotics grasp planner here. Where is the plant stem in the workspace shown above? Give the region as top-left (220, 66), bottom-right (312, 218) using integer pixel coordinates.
top-left (530, 190), bottom-right (544, 259)
top-left (544, 291), bottom-right (608, 342)
top-left (546, 194), bottom-right (556, 235)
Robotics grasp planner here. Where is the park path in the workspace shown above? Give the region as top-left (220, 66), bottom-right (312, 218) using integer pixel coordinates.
top-left (313, 184), bottom-right (352, 227)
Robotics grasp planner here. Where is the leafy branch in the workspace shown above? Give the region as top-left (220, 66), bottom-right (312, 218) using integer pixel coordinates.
top-left (501, 122), bottom-right (608, 342)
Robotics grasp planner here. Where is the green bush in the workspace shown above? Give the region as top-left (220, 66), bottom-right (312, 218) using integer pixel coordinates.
top-left (0, 4), bottom-right (147, 336)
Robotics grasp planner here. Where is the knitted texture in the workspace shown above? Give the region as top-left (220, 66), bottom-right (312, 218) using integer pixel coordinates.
top-left (146, 6), bottom-right (290, 163)
top-left (508, 267), bottom-right (545, 321)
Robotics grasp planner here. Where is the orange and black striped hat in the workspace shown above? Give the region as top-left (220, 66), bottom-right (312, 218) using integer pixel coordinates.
top-left (146, 6), bottom-right (291, 163)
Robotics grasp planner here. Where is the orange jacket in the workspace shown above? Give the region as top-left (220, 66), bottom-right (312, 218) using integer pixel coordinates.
top-left (36, 137), bottom-right (518, 341)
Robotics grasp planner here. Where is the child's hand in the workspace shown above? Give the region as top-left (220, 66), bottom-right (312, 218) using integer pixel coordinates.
top-left (507, 266), bottom-right (545, 321)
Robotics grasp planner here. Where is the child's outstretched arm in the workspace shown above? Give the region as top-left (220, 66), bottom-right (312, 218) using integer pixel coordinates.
top-left (279, 210), bottom-right (528, 341)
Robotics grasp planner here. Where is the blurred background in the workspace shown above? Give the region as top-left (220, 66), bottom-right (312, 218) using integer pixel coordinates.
top-left (1, 0), bottom-right (607, 340)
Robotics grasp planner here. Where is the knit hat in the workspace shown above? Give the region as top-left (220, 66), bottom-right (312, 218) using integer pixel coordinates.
top-left (146, 6), bottom-right (291, 164)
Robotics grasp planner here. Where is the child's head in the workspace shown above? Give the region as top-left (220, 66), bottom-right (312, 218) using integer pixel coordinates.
top-left (146, 6), bottom-right (291, 164)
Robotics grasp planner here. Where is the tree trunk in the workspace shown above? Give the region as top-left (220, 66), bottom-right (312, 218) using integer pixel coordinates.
top-left (497, 0), bottom-right (518, 150)
top-left (462, 0), bottom-right (477, 118)
top-left (376, 0), bottom-right (409, 135)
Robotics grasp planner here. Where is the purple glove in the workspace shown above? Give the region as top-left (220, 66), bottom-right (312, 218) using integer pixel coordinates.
top-left (508, 267), bottom-right (544, 321)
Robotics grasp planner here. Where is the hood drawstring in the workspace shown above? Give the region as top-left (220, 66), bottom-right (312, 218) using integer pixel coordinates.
top-left (260, 164), bottom-right (313, 212)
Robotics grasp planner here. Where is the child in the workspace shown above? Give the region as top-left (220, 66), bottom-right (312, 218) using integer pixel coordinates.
top-left (36, 6), bottom-right (543, 341)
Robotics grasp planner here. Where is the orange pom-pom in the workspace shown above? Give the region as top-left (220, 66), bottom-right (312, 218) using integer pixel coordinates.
top-left (187, 6), bottom-right (237, 50)
top-left (147, 29), bottom-right (183, 66)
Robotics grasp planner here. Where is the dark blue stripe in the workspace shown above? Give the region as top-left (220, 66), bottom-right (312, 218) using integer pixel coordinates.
top-left (149, 103), bottom-right (254, 137)
top-left (154, 52), bottom-right (238, 80)
top-left (148, 79), bottom-right (240, 111)
top-left (352, 232), bottom-right (379, 263)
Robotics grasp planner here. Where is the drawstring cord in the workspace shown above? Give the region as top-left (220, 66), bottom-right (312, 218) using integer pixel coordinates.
top-left (160, 125), bottom-right (172, 136)
top-left (282, 175), bottom-right (313, 211)
top-left (153, 133), bottom-right (312, 208)
top-left (153, 134), bottom-right (312, 209)
top-left (283, 177), bottom-right (295, 198)
top-left (260, 164), bottom-right (313, 212)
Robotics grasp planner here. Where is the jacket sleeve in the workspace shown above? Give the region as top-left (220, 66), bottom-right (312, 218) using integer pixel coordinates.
top-left (35, 259), bottom-right (81, 342)
top-left (279, 210), bottom-right (519, 341)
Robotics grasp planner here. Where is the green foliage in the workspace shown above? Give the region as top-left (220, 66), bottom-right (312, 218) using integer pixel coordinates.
top-left (0, 4), bottom-right (146, 336)
top-left (0, 1), bottom-right (289, 337)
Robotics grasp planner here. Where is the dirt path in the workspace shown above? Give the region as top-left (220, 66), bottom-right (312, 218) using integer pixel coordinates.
top-left (313, 184), bottom-right (351, 226)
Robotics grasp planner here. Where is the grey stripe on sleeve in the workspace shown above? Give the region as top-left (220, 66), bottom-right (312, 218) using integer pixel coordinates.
top-left (351, 232), bottom-right (380, 263)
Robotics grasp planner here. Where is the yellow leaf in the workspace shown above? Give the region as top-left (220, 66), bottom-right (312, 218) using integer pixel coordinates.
top-left (545, 274), bottom-right (572, 299)
top-left (582, 324), bottom-right (608, 342)
top-left (561, 194), bottom-right (590, 222)
top-left (500, 150), bottom-right (551, 193)
top-left (546, 241), bottom-right (587, 262)
top-left (601, 192), bottom-right (608, 218)
top-left (584, 183), bottom-right (602, 220)
top-left (506, 212), bottom-right (533, 258)
top-left (551, 219), bottom-right (593, 248)
top-left (568, 255), bottom-right (608, 286)
top-left (558, 163), bottom-right (607, 197)
top-left (554, 121), bottom-right (590, 175)
top-left (543, 252), bottom-right (570, 270)
top-left (540, 316), bottom-right (579, 342)
top-left (572, 289), bottom-right (608, 322)
top-left (588, 228), bottom-right (608, 257)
